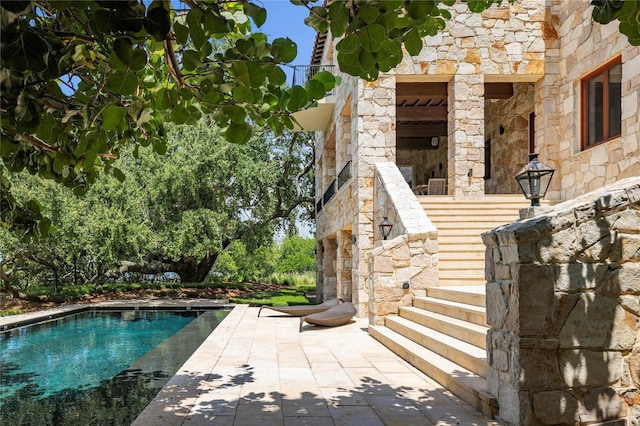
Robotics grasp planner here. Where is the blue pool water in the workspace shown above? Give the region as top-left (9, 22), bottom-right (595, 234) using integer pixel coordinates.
top-left (0, 309), bottom-right (229, 425)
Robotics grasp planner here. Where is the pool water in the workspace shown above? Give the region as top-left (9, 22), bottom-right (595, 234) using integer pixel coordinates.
top-left (0, 309), bottom-right (229, 425)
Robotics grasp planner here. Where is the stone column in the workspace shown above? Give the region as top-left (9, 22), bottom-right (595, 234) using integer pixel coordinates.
top-left (316, 240), bottom-right (324, 302)
top-left (353, 75), bottom-right (396, 318)
top-left (337, 229), bottom-right (353, 302)
top-left (448, 73), bottom-right (486, 199)
top-left (322, 239), bottom-right (337, 301)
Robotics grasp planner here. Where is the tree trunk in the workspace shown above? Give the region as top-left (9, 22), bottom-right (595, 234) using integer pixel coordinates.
top-left (175, 253), bottom-right (219, 283)
top-left (116, 252), bottom-right (222, 283)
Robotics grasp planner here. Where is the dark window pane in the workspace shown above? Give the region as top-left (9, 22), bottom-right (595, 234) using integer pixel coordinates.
top-left (608, 63), bottom-right (622, 138)
top-left (587, 76), bottom-right (604, 146)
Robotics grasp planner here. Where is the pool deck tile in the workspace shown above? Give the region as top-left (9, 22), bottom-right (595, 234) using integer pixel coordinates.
top-left (131, 304), bottom-right (498, 426)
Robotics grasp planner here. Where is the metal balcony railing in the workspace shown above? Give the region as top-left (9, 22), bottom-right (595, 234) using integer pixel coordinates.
top-left (322, 180), bottom-right (336, 205)
top-left (337, 161), bottom-right (352, 189)
top-left (291, 65), bottom-right (335, 87)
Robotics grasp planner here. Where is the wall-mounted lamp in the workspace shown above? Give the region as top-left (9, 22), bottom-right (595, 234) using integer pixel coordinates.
top-left (351, 235), bottom-right (357, 244)
top-left (334, 241), bottom-right (339, 249)
top-left (515, 153), bottom-right (555, 207)
top-left (379, 217), bottom-right (393, 240)
top-left (430, 137), bottom-right (439, 147)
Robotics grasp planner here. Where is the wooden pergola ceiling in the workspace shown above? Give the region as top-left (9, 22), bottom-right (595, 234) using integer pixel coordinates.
top-left (396, 82), bottom-right (513, 149)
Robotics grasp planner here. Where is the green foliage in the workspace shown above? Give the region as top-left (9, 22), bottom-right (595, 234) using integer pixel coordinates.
top-left (0, 1), bottom-right (337, 237)
top-left (229, 290), bottom-right (310, 306)
top-left (0, 308), bottom-right (23, 317)
top-left (0, 120), bottom-right (315, 286)
top-left (213, 241), bottom-right (278, 282)
top-left (276, 235), bottom-right (316, 274)
top-left (592, 0), bottom-right (640, 45)
top-left (267, 272), bottom-right (316, 288)
top-left (213, 235), bottom-right (316, 282)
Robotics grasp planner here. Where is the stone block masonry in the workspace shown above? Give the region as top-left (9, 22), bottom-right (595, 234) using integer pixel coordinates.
top-left (483, 176), bottom-right (640, 425)
top-left (367, 163), bottom-right (438, 325)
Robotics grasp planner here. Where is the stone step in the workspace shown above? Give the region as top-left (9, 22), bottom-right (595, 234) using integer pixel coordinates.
top-left (439, 260), bottom-right (485, 270)
top-left (438, 270), bottom-right (485, 280)
top-left (385, 315), bottom-right (487, 376)
top-left (425, 212), bottom-right (520, 222)
top-left (437, 243), bottom-right (493, 252)
top-left (369, 324), bottom-right (497, 418)
top-left (439, 251), bottom-right (485, 260)
top-left (436, 227), bottom-right (499, 236)
top-left (399, 306), bottom-right (488, 349)
top-left (413, 297), bottom-right (488, 327)
top-left (425, 218), bottom-right (514, 230)
top-left (438, 277), bottom-right (487, 286)
top-left (426, 286), bottom-right (486, 307)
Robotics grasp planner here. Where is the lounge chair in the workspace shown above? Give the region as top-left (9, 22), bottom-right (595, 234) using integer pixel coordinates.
top-left (257, 298), bottom-right (341, 317)
top-left (299, 302), bottom-right (357, 332)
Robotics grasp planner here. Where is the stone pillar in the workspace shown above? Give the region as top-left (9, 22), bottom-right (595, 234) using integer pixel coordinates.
top-left (483, 177), bottom-right (640, 425)
top-left (322, 239), bottom-right (337, 301)
top-left (448, 73), bottom-right (486, 199)
top-left (353, 75), bottom-right (396, 318)
top-left (337, 229), bottom-right (353, 302)
top-left (315, 240), bottom-right (324, 302)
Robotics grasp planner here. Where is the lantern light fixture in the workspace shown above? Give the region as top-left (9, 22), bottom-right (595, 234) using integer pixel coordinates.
top-left (379, 217), bottom-right (393, 240)
top-left (515, 153), bottom-right (555, 207)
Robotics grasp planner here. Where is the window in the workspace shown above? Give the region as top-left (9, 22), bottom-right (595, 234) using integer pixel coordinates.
top-left (529, 112), bottom-right (535, 154)
top-left (484, 139), bottom-right (491, 180)
top-left (581, 57), bottom-right (622, 149)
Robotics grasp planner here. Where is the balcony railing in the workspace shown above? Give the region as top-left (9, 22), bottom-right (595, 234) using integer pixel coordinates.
top-left (292, 65), bottom-right (335, 87)
top-left (337, 161), bottom-right (352, 189)
top-left (322, 179), bottom-right (336, 205)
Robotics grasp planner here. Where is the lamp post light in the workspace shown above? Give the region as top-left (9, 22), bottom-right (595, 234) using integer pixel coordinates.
top-left (379, 217), bottom-right (393, 240)
top-left (515, 153), bottom-right (555, 207)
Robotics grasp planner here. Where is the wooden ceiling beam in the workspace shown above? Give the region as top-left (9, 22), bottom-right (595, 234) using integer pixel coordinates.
top-left (396, 82), bottom-right (448, 99)
top-left (396, 105), bottom-right (448, 121)
top-left (396, 123), bottom-right (447, 138)
top-left (396, 82), bottom-right (513, 100)
top-left (485, 83), bottom-right (514, 99)
top-left (396, 138), bottom-right (440, 150)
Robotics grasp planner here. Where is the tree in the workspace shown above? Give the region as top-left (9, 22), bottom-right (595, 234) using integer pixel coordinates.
top-left (0, 0), bottom-right (336, 239)
top-left (591, 0), bottom-right (640, 44)
top-left (276, 235), bottom-right (316, 274)
top-left (3, 0), bottom-right (637, 239)
top-left (213, 240), bottom-right (278, 282)
top-left (0, 119), bottom-right (316, 286)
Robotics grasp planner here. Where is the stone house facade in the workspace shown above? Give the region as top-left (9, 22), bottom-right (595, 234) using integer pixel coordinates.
top-left (304, 0), bottom-right (639, 319)
top-left (294, 0), bottom-right (640, 424)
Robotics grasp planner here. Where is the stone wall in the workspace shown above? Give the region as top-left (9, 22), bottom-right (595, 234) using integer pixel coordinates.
top-left (397, 138), bottom-right (449, 188)
top-left (367, 163), bottom-right (438, 325)
top-left (485, 82), bottom-right (535, 194)
top-left (547, 1), bottom-right (640, 200)
top-left (483, 176), bottom-right (640, 425)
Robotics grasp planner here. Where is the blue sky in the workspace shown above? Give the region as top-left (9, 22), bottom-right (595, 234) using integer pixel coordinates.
top-left (259, 1), bottom-right (318, 81)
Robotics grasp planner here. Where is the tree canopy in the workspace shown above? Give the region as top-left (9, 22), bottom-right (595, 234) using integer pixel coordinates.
top-left (1, 0), bottom-right (638, 241)
top-left (0, 120), bottom-right (316, 289)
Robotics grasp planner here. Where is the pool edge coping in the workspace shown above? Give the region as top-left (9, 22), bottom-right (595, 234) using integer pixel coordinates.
top-left (0, 299), bottom-right (235, 332)
top-left (131, 303), bottom-right (249, 425)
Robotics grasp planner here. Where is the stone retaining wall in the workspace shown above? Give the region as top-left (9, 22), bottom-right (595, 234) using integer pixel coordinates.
top-left (483, 176), bottom-right (640, 425)
top-left (367, 163), bottom-right (438, 325)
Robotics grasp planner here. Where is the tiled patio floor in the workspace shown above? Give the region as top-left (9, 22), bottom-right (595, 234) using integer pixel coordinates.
top-left (133, 304), bottom-right (497, 426)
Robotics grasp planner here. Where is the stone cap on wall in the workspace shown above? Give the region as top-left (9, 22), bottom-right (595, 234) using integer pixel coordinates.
top-left (374, 162), bottom-right (438, 239)
top-left (482, 176), bottom-right (640, 250)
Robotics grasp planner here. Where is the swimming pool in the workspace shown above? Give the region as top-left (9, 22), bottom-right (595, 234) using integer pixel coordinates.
top-left (0, 308), bottom-right (229, 425)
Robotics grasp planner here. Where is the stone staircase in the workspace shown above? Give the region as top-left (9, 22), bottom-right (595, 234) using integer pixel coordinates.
top-left (420, 195), bottom-right (533, 286)
top-left (369, 195), bottom-right (532, 418)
